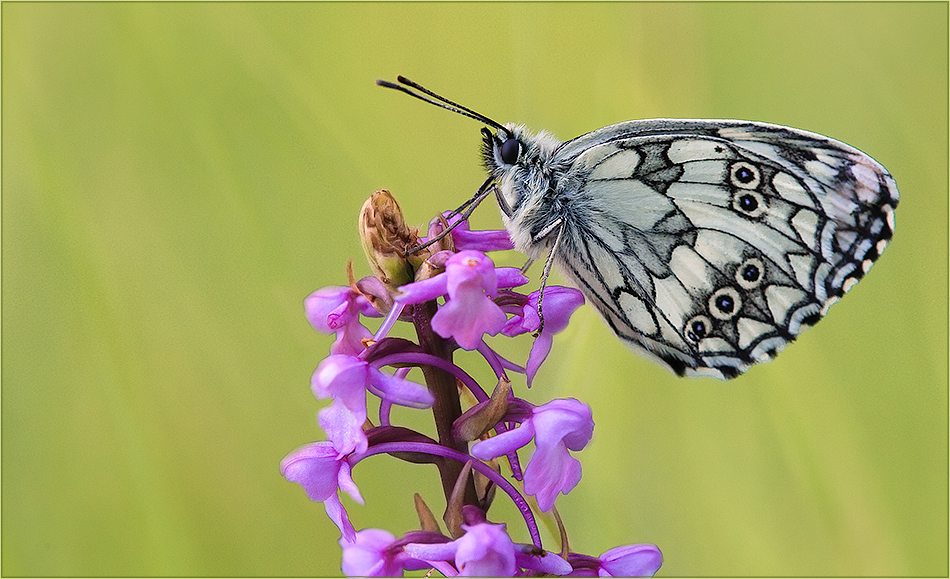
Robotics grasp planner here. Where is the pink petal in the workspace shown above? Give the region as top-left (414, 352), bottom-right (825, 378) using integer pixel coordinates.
top-left (455, 523), bottom-right (516, 576)
top-left (453, 228), bottom-right (514, 252)
top-left (280, 443), bottom-right (341, 502)
top-left (445, 251), bottom-right (498, 297)
top-left (516, 547), bottom-right (573, 575)
top-left (431, 288), bottom-right (507, 350)
top-left (403, 540), bottom-right (459, 562)
top-left (318, 400), bottom-right (368, 457)
top-left (395, 274), bottom-right (448, 304)
top-left (304, 286), bottom-right (352, 333)
top-left (470, 421), bottom-right (536, 460)
top-left (340, 529), bottom-right (398, 577)
top-left (311, 355), bottom-right (368, 401)
top-left (495, 267), bottom-right (530, 289)
top-left (533, 399), bottom-right (594, 452)
top-left (536, 287), bottom-right (585, 334)
top-left (523, 445), bottom-right (582, 512)
top-left (336, 460), bottom-right (364, 504)
top-left (599, 544), bottom-right (663, 577)
top-left (331, 323), bottom-right (373, 357)
top-left (323, 493), bottom-right (357, 543)
top-left (525, 334), bottom-right (553, 387)
top-left (370, 368), bottom-right (434, 408)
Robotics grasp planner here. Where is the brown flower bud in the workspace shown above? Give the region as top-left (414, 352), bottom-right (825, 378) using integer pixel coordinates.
top-left (358, 190), bottom-right (425, 289)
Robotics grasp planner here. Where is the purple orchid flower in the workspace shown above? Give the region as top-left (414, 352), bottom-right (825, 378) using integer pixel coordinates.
top-left (502, 286), bottom-right (585, 386)
top-left (567, 544), bottom-right (664, 577)
top-left (312, 354), bottom-right (434, 456)
top-left (280, 441), bottom-right (363, 542)
top-left (339, 528), bottom-right (433, 577)
top-left (424, 212), bottom-right (515, 253)
top-left (305, 286), bottom-right (379, 356)
top-left (471, 398), bottom-right (594, 511)
top-left (405, 521), bottom-right (516, 576)
top-left (285, 196), bottom-right (664, 577)
top-left (404, 521), bottom-right (571, 577)
top-left (396, 250), bottom-right (528, 350)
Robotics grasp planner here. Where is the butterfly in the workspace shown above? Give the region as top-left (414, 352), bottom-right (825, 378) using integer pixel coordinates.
top-left (377, 76), bottom-right (898, 379)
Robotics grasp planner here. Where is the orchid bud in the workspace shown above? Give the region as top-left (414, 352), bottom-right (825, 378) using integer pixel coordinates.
top-left (358, 190), bottom-right (425, 289)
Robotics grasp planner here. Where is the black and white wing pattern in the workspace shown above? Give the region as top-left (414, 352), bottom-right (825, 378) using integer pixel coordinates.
top-left (375, 78), bottom-right (898, 379)
top-left (550, 120), bottom-right (898, 379)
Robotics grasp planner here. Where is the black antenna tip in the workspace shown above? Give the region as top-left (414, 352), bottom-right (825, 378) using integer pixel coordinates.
top-left (374, 76), bottom-right (508, 133)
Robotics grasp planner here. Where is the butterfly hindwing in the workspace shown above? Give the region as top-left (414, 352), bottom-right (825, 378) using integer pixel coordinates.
top-left (550, 120), bottom-right (898, 379)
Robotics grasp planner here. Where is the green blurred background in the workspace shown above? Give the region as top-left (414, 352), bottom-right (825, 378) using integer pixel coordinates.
top-left (3, 3), bottom-right (946, 577)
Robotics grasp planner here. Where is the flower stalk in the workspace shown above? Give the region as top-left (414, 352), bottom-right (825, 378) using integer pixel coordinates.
top-left (281, 190), bottom-right (663, 577)
top-left (410, 298), bottom-right (480, 511)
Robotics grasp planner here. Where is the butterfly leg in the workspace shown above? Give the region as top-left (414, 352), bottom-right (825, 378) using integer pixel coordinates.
top-left (409, 175), bottom-right (495, 254)
top-left (533, 220), bottom-right (564, 337)
top-left (493, 182), bottom-right (514, 218)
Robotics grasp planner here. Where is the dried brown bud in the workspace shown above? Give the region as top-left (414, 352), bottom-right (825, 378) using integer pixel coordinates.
top-left (358, 190), bottom-right (425, 289)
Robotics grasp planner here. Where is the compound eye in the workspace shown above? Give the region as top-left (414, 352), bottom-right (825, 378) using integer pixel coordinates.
top-left (500, 138), bottom-right (521, 165)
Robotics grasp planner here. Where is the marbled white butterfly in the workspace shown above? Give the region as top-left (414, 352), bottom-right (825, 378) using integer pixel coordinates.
top-left (378, 76), bottom-right (898, 380)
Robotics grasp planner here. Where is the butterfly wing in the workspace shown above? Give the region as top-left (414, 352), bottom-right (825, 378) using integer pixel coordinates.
top-left (550, 120), bottom-right (898, 379)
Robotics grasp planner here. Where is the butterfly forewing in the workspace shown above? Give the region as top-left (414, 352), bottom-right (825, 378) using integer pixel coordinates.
top-left (544, 120), bottom-right (898, 379)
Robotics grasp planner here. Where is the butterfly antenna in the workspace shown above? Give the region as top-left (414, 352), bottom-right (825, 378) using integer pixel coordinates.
top-left (376, 76), bottom-right (512, 138)
top-left (394, 76), bottom-right (504, 129)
